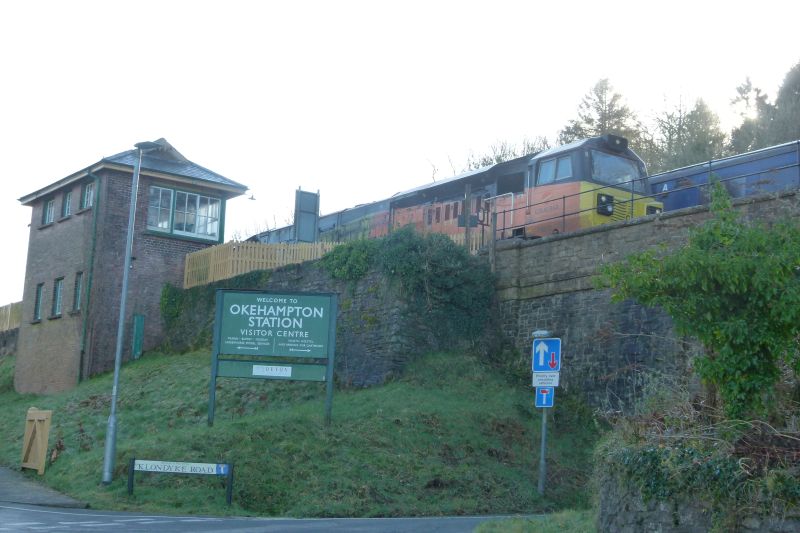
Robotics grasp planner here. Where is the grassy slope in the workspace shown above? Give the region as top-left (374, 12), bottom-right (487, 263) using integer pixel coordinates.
top-left (0, 350), bottom-right (600, 519)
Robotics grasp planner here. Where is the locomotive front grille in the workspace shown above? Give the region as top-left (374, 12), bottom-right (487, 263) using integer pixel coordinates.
top-left (610, 199), bottom-right (631, 221)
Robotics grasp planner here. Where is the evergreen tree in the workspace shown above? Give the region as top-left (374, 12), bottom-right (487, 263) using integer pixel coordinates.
top-left (653, 99), bottom-right (726, 172)
top-left (729, 77), bottom-right (776, 153)
top-left (558, 79), bottom-right (642, 145)
top-left (771, 61), bottom-right (800, 144)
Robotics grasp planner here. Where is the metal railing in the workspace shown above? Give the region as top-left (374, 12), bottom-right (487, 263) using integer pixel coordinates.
top-left (492, 178), bottom-right (655, 240)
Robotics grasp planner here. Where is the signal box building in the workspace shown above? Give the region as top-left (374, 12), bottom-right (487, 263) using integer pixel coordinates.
top-left (16, 139), bottom-right (247, 393)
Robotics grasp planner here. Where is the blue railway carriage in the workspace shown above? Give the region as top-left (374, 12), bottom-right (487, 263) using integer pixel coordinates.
top-left (649, 140), bottom-right (800, 211)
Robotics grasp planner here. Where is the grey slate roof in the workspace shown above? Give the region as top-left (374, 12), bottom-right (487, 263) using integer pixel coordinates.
top-left (19, 138), bottom-right (247, 205)
top-left (102, 138), bottom-right (247, 191)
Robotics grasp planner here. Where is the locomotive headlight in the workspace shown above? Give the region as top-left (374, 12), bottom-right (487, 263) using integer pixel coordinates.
top-left (597, 193), bottom-right (614, 216)
top-left (646, 205), bottom-right (663, 215)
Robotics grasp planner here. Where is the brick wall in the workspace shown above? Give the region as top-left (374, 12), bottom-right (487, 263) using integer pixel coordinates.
top-left (84, 170), bottom-right (219, 376)
top-left (16, 168), bottom-right (230, 393)
top-left (492, 191), bottom-right (800, 410)
top-left (15, 180), bottom-right (94, 393)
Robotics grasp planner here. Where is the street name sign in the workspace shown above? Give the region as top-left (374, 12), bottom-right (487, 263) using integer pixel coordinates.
top-left (127, 458), bottom-right (234, 505)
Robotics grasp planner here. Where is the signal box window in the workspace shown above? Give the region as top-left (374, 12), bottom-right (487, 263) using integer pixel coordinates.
top-left (80, 182), bottom-right (94, 209)
top-left (42, 199), bottom-right (55, 225)
top-left (51, 278), bottom-right (64, 318)
top-left (33, 283), bottom-right (44, 321)
top-left (445, 204), bottom-right (450, 221)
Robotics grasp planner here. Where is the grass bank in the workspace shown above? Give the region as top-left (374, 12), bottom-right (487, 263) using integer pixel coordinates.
top-left (0, 350), bottom-right (601, 518)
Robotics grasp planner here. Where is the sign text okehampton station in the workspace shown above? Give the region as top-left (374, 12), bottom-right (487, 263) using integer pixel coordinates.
top-left (231, 300), bottom-right (324, 336)
top-left (219, 293), bottom-right (332, 358)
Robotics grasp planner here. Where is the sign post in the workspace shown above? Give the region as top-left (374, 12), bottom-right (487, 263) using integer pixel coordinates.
top-left (532, 332), bottom-right (561, 496)
top-left (208, 290), bottom-right (337, 426)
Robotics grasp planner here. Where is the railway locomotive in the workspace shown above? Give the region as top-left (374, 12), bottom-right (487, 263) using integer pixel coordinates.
top-left (254, 134), bottom-right (663, 246)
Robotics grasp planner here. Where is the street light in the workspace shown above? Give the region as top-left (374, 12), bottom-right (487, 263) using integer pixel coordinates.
top-left (101, 140), bottom-right (161, 484)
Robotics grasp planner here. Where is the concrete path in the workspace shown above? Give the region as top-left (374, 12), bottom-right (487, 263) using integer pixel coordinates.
top-left (0, 465), bottom-right (86, 508)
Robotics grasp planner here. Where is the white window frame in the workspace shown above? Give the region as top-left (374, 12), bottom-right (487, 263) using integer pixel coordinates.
top-left (62, 191), bottom-right (72, 218)
top-left (147, 185), bottom-right (221, 241)
top-left (52, 278), bottom-right (64, 317)
top-left (81, 182), bottom-right (95, 209)
top-left (33, 283), bottom-right (44, 321)
top-left (43, 199), bottom-right (55, 225)
top-left (73, 272), bottom-right (83, 312)
top-left (147, 186), bottom-right (174, 232)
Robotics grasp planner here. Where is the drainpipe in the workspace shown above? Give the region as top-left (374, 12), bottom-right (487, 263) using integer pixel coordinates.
top-left (78, 171), bottom-right (101, 381)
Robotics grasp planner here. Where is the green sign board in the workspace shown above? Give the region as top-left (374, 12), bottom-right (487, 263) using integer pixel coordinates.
top-left (208, 290), bottom-right (338, 426)
top-left (217, 292), bottom-right (333, 358)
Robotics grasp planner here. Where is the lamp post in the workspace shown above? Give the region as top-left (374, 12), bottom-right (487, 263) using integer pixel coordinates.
top-left (101, 140), bottom-right (161, 484)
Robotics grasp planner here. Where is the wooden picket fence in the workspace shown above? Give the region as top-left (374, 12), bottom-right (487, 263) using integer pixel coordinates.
top-left (447, 231), bottom-right (485, 255)
top-left (0, 301), bottom-right (22, 332)
top-left (184, 230), bottom-right (487, 289)
top-left (184, 241), bottom-right (341, 289)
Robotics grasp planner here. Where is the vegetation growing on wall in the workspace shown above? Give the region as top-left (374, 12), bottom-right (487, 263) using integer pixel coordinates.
top-left (160, 269), bottom-right (272, 352)
top-left (598, 184), bottom-right (800, 419)
top-left (595, 184), bottom-right (800, 529)
top-left (320, 226), bottom-right (496, 343)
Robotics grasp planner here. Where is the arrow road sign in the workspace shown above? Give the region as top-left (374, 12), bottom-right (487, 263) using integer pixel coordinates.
top-left (532, 338), bottom-right (561, 372)
top-left (535, 387), bottom-right (555, 408)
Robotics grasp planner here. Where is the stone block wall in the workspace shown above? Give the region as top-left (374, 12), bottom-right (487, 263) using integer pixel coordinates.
top-left (164, 261), bottom-right (447, 388)
top-left (491, 191), bottom-right (800, 410)
top-left (597, 466), bottom-right (800, 532)
top-left (0, 328), bottom-right (17, 358)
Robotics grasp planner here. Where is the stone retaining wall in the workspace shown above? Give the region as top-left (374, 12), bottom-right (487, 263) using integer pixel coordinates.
top-left (597, 466), bottom-right (800, 532)
top-left (491, 191), bottom-right (800, 410)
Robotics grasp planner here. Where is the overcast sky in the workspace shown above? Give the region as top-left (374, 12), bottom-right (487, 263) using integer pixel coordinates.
top-left (1, 0), bottom-right (798, 305)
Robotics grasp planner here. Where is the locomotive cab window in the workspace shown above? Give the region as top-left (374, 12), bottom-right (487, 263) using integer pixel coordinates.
top-left (536, 156), bottom-right (572, 185)
top-left (590, 150), bottom-right (645, 193)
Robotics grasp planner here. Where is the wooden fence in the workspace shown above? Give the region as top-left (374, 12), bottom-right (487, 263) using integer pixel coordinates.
top-left (0, 301), bottom-right (22, 332)
top-left (447, 231), bottom-right (486, 255)
top-left (184, 231), bottom-right (488, 289)
top-left (184, 241), bottom-right (342, 289)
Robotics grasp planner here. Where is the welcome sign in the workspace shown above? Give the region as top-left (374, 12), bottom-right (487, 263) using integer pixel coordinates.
top-left (217, 292), bottom-right (333, 357)
top-left (209, 290), bottom-right (338, 426)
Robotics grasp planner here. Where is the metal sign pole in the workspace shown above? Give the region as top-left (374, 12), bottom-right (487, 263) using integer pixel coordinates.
top-left (324, 295), bottom-right (338, 427)
top-left (532, 329), bottom-right (557, 496)
top-left (538, 408), bottom-right (547, 495)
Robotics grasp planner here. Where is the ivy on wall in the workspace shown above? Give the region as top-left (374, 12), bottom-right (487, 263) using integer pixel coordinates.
top-left (320, 226), bottom-right (496, 343)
